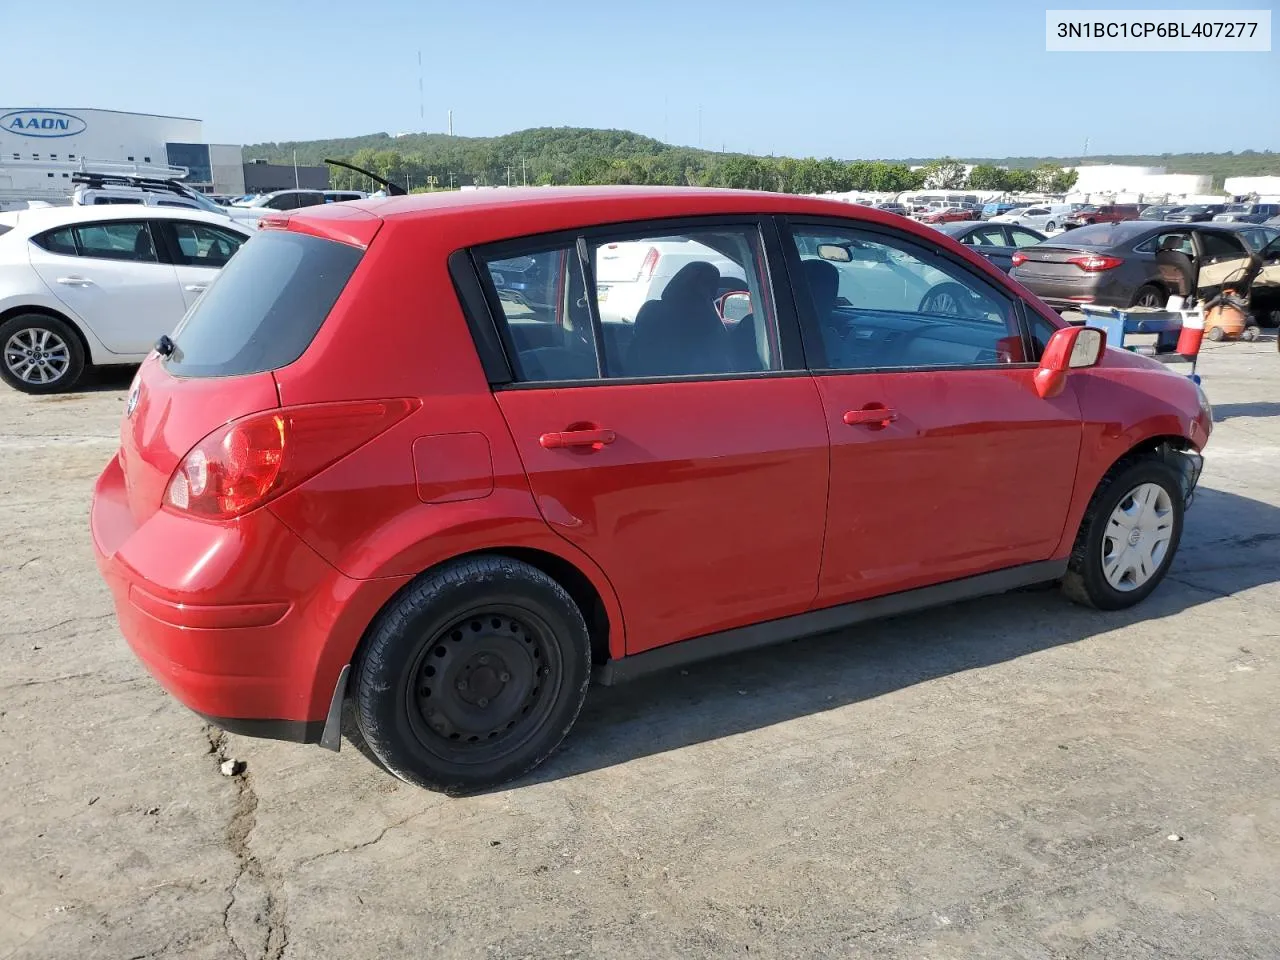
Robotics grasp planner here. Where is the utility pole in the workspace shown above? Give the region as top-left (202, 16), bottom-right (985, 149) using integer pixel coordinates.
top-left (293, 149), bottom-right (299, 189)
top-left (417, 50), bottom-right (424, 123)
top-left (697, 104), bottom-right (703, 148)
top-left (448, 110), bottom-right (453, 136)
top-left (522, 157), bottom-right (527, 186)
top-left (506, 165), bottom-right (511, 187)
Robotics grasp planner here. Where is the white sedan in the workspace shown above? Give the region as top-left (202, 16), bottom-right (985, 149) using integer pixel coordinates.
top-left (990, 204), bottom-right (1075, 234)
top-left (0, 205), bottom-right (252, 393)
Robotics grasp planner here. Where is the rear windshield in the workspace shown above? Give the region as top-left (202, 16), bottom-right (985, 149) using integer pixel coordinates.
top-left (165, 230), bottom-right (362, 378)
top-left (1056, 221), bottom-right (1150, 247)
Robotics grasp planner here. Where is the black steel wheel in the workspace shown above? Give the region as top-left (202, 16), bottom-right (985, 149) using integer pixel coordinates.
top-left (354, 555), bottom-right (592, 793)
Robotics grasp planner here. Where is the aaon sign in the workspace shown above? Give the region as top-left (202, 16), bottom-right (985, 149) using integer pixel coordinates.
top-left (1, 110), bottom-right (88, 139)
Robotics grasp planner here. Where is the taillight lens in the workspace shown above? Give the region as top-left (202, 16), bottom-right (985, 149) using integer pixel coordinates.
top-left (1067, 254), bottom-right (1124, 272)
top-left (639, 246), bottom-right (660, 281)
top-left (164, 399), bottom-right (419, 519)
top-left (1011, 252), bottom-right (1028, 267)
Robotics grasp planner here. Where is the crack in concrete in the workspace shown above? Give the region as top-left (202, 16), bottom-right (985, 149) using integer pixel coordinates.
top-left (0, 614), bottom-right (115, 640)
top-left (294, 810), bottom-right (430, 869)
top-left (206, 727), bottom-right (290, 960)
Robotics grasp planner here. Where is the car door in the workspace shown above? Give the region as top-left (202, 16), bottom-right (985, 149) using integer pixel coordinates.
top-left (155, 219), bottom-right (250, 309)
top-left (1192, 229), bottom-right (1253, 296)
top-left (472, 218), bottom-right (830, 654)
top-left (27, 220), bottom-right (186, 355)
top-left (782, 218), bottom-right (1083, 604)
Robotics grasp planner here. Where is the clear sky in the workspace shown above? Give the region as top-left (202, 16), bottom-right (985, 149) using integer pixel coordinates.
top-left (8, 0), bottom-right (1277, 158)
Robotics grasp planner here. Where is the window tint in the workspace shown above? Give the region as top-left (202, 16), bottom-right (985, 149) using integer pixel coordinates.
top-left (72, 222), bottom-right (158, 262)
top-left (477, 224), bottom-right (779, 382)
top-left (1007, 227), bottom-right (1044, 247)
top-left (33, 226), bottom-right (78, 256)
top-left (1198, 232), bottom-right (1247, 259)
top-left (166, 231), bottom-right (362, 378)
top-left (789, 225), bottom-right (1020, 371)
top-left (169, 222), bottom-right (247, 267)
top-left (266, 194), bottom-right (297, 210)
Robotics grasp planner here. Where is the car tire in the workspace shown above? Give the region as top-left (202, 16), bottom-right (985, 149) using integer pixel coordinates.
top-left (0, 313), bottom-right (86, 394)
top-left (1061, 456), bottom-right (1185, 610)
top-left (353, 555), bottom-right (592, 794)
top-left (1045, 221), bottom-right (1056, 232)
top-left (1130, 284), bottom-right (1165, 310)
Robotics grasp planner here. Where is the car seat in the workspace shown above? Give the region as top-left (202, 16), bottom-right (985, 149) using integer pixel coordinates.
top-left (133, 229), bottom-right (155, 261)
top-left (626, 261), bottom-right (733, 377)
top-left (1155, 235), bottom-right (1196, 300)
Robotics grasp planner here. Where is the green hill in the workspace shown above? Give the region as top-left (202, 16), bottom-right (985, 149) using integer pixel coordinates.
top-left (242, 126), bottom-right (1280, 194)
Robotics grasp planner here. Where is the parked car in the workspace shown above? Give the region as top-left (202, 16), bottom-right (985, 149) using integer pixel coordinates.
top-left (1009, 219), bottom-right (1256, 311)
top-left (1164, 204), bottom-right (1228, 224)
top-left (873, 202), bottom-right (908, 216)
top-left (90, 187), bottom-right (1212, 793)
top-left (934, 220), bottom-right (1047, 272)
top-left (1061, 204), bottom-right (1141, 229)
top-left (1139, 204), bottom-right (1185, 221)
top-left (980, 202), bottom-right (1020, 220)
top-left (992, 204), bottom-right (1073, 233)
top-left (70, 174), bottom-right (266, 226)
top-left (324, 190), bottom-right (369, 203)
top-left (231, 189), bottom-right (327, 212)
top-left (917, 205), bottom-right (978, 224)
top-left (592, 238), bottom-right (745, 324)
top-left (1212, 202), bottom-right (1280, 224)
top-left (0, 205), bottom-right (252, 392)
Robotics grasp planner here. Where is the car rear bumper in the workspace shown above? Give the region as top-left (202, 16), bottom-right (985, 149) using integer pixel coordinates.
top-left (91, 454), bottom-right (409, 740)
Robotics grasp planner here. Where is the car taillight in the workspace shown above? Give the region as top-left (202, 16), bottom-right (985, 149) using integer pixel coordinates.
top-left (1067, 254), bottom-right (1124, 272)
top-left (163, 399), bottom-right (419, 519)
top-left (1011, 252), bottom-right (1028, 267)
top-left (639, 246), bottom-right (660, 281)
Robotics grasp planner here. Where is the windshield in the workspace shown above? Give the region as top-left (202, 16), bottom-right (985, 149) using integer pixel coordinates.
top-left (1180, 206), bottom-right (1208, 213)
top-left (1223, 204), bottom-right (1249, 213)
top-left (1076, 205), bottom-right (1100, 213)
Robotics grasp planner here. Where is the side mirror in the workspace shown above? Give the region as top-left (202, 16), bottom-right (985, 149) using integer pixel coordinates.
top-left (1034, 325), bottom-right (1105, 398)
top-left (716, 291), bottom-right (752, 323)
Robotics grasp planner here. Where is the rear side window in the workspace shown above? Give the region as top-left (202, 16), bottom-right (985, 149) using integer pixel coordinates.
top-left (166, 230), bottom-right (362, 378)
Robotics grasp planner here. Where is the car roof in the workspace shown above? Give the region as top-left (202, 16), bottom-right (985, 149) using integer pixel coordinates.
top-left (275, 185), bottom-right (990, 253)
top-left (0, 203), bottom-right (250, 236)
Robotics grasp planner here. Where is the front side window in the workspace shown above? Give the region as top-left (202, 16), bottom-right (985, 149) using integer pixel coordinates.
top-left (477, 223), bottom-right (780, 382)
top-left (962, 225), bottom-right (1007, 247)
top-left (169, 222), bottom-right (247, 267)
top-left (59, 222), bottom-right (158, 262)
top-left (788, 224), bottom-right (1021, 371)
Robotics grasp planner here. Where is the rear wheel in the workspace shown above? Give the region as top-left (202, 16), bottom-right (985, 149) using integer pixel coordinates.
top-left (1045, 221), bottom-right (1056, 232)
top-left (1130, 285), bottom-right (1165, 310)
top-left (0, 313), bottom-right (86, 394)
top-left (354, 555), bottom-right (592, 793)
top-left (1062, 457), bottom-right (1185, 610)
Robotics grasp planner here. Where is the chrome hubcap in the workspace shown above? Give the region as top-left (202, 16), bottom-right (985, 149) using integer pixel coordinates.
top-left (4, 328), bottom-right (70, 384)
top-left (1102, 482), bottom-right (1175, 591)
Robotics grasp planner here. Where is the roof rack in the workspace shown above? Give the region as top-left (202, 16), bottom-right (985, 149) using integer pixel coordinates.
top-left (70, 172), bottom-right (198, 199)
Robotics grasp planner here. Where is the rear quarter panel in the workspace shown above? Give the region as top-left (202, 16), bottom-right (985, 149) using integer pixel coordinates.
top-left (1052, 350), bottom-right (1209, 556)
top-left (267, 216), bottom-right (628, 659)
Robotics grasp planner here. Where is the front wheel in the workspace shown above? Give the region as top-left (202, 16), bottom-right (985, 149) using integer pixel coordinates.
top-left (1045, 221), bottom-right (1056, 232)
top-left (353, 555), bottom-right (592, 793)
top-left (1061, 457), bottom-right (1185, 610)
top-left (0, 313), bottom-right (86, 394)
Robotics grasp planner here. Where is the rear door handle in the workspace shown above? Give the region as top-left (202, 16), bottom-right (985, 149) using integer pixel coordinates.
top-left (539, 428), bottom-right (616, 450)
top-left (184, 283), bottom-right (208, 292)
top-left (56, 276), bottom-right (93, 286)
top-left (843, 407), bottom-right (898, 426)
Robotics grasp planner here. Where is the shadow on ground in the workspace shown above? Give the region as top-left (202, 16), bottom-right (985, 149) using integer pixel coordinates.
top-left (342, 486), bottom-right (1280, 790)
top-left (1213, 400), bottom-right (1280, 421)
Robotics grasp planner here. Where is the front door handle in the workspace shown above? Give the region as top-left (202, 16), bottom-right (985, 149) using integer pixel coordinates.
top-left (843, 407), bottom-right (898, 427)
top-left (56, 276), bottom-right (93, 286)
top-left (184, 283), bottom-right (208, 293)
top-left (539, 428), bottom-right (616, 450)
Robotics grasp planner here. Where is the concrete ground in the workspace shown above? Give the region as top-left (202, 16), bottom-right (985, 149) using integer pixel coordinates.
top-left (2, 340), bottom-right (1278, 960)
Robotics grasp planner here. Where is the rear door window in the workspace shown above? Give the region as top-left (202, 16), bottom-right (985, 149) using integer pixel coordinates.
top-left (166, 221), bottom-right (248, 267)
top-left (1007, 226), bottom-right (1045, 247)
top-left (166, 230), bottom-right (363, 378)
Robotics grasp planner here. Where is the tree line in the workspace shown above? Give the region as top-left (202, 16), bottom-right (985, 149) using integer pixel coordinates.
top-left (239, 126), bottom-right (1280, 196)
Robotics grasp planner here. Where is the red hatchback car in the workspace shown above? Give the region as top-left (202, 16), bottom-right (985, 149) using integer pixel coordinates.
top-left (91, 187), bottom-right (1212, 793)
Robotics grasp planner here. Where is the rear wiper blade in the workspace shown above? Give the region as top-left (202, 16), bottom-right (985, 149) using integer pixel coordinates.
top-left (323, 158), bottom-right (407, 196)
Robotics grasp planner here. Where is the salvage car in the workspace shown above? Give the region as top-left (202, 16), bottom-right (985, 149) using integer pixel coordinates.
top-left (91, 187), bottom-right (1212, 793)
top-left (1010, 220), bottom-right (1257, 311)
top-left (934, 220), bottom-right (1047, 272)
top-left (0, 205), bottom-right (251, 392)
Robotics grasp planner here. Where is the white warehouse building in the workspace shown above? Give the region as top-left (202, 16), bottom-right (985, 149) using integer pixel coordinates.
top-left (0, 107), bottom-right (245, 203)
top-left (1066, 164), bottom-right (1214, 201)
